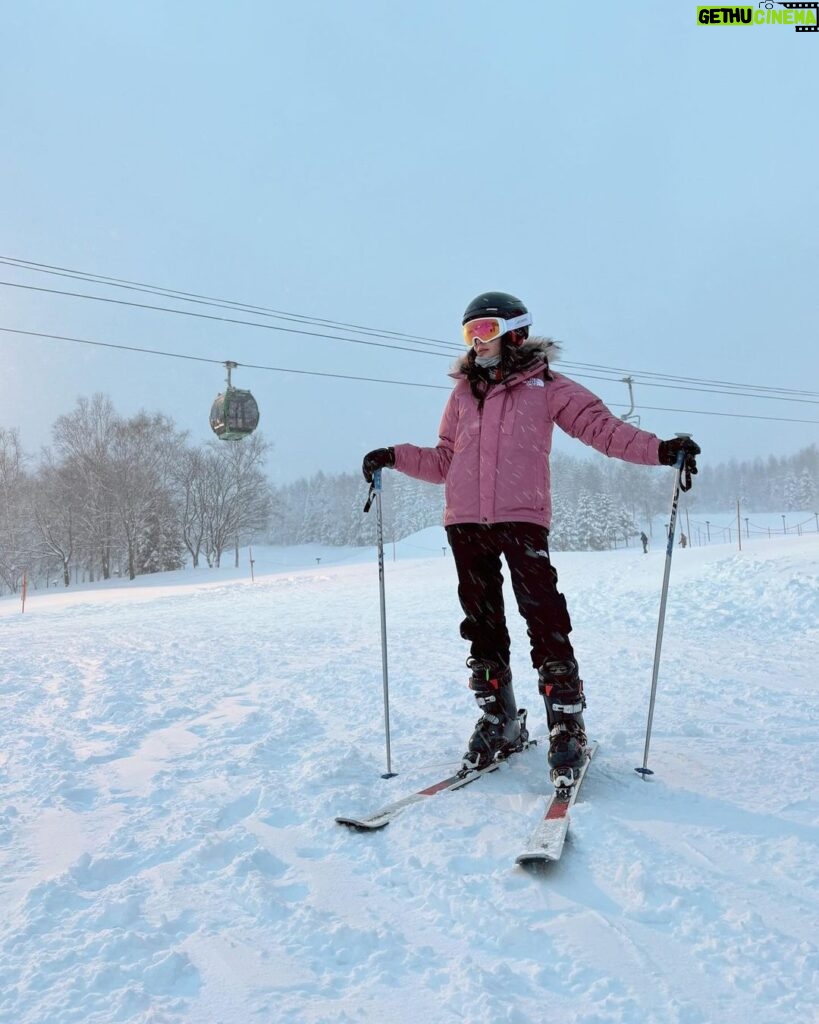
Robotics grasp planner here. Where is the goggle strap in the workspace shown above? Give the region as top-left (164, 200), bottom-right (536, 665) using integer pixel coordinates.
top-left (505, 313), bottom-right (532, 332)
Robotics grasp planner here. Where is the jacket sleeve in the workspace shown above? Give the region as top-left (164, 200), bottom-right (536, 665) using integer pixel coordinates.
top-left (548, 373), bottom-right (661, 465)
top-left (392, 390), bottom-right (457, 484)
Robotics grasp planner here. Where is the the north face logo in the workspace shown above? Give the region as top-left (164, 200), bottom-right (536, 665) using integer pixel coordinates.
top-left (526, 378), bottom-right (545, 388)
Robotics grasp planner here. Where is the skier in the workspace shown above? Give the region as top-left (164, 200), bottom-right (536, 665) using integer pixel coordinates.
top-left (640, 531), bottom-right (649, 554)
top-left (362, 291), bottom-right (700, 778)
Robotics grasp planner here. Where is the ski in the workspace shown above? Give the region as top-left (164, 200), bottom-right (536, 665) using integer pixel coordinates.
top-left (336, 713), bottom-right (535, 831)
top-left (515, 741), bottom-right (597, 865)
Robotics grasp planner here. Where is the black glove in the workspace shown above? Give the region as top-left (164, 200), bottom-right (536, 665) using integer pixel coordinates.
top-left (658, 436), bottom-right (701, 474)
top-left (362, 447), bottom-right (395, 483)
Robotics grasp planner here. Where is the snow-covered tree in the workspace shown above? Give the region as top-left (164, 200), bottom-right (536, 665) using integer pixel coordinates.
top-left (0, 428), bottom-right (35, 593)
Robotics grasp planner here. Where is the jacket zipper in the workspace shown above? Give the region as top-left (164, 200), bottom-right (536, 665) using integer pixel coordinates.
top-left (477, 403), bottom-right (485, 521)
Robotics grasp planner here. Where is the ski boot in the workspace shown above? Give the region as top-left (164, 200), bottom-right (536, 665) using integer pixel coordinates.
top-left (462, 659), bottom-right (527, 771)
top-left (538, 657), bottom-right (587, 791)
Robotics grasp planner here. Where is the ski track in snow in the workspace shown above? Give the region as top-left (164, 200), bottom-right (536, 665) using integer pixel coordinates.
top-left (1, 530), bottom-right (818, 1024)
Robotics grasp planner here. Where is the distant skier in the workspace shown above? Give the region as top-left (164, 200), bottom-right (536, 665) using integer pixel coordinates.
top-left (679, 532), bottom-right (688, 548)
top-left (362, 291), bottom-right (700, 777)
top-left (640, 531), bottom-right (649, 554)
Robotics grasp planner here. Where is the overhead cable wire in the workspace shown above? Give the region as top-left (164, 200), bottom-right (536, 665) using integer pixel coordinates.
top-left (550, 368), bottom-right (819, 406)
top-left (3, 256), bottom-right (817, 401)
top-left (0, 280), bottom-right (455, 358)
top-left (3, 278), bottom-right (818, 410)
top-left (0, 256), bottom-right (456, 352)
top-left (4, 325), bottom-right (819, 425)
top-left (618, 404), bottom-right (818, 424)
top-left (559, 359), bottom-right (819, 399)
top-left (0, 326), bottom-right (451, 389)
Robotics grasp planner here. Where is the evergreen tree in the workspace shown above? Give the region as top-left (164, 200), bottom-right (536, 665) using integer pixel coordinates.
top-left (797, 468), bottom-right (815, 510)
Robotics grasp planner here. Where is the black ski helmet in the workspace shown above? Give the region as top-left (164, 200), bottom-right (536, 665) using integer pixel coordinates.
top-left (462, 291), bottom-right (531, 345)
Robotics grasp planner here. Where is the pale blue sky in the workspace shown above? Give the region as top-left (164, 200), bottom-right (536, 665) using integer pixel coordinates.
top-left (2, 1), bottom-right (817, 483)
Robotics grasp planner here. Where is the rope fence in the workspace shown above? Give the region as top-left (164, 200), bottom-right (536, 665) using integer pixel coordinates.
top-left (678, 505), bottom-right (819, 549)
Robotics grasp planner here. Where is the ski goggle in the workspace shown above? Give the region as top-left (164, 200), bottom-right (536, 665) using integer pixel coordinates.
top-left (462, 313), bottom-right (532, 347)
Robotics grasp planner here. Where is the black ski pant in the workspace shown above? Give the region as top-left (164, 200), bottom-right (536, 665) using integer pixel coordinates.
top-left (446, 522), bottom-right (575, 670)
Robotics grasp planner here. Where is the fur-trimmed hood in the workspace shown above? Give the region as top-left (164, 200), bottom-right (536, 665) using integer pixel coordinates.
top-left (449, 335), bottom-right (561, 378)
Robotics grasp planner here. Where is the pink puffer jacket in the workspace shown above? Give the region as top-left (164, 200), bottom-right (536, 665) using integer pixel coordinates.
top-left (393, 339), bottom-right (661, 529)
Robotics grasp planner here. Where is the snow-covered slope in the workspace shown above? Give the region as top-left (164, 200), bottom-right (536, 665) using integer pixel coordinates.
top-left (1, 530), bottom-right (817, 1024)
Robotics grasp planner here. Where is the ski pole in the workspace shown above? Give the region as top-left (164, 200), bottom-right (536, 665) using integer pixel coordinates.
top-left (364, 470), bottom-right (397, 779)
top-left (635, 435), bottom-right (693, 779)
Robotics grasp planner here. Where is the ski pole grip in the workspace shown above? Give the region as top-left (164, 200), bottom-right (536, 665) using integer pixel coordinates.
top-left (675, 432), bottom-right (694, 492)
top-left (363, 470), bottom-right (383, 513)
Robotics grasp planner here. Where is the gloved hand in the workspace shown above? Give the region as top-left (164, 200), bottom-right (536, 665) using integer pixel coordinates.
top-left (362, 447), bottom-right (395, 483)
top-left (658, 436), bottom-right (701, 474)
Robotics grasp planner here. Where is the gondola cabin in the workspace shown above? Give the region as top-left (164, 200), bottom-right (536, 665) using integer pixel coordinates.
top-left (209, 361), bottom-right (260, 440)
